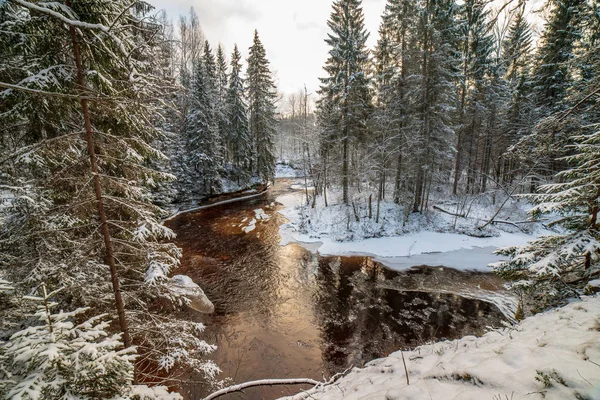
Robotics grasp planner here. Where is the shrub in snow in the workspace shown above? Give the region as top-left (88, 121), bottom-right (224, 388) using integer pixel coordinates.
top-left (0, 285), bottom-right (136, 399)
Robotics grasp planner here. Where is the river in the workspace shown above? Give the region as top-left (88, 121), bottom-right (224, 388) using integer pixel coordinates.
top-left (164, 179), bottom-right (512, 399)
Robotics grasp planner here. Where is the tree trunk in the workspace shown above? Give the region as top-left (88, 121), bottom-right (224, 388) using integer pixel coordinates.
top-left (413, 169), bottom-right (423, 213)
top-left (453, 131), bottom-right (462, 195)
top-left (376, 177), bottom-right (382, 224)
top-left (342, 135), bottom-right (349, 204)
top-left (67, 5), bottom-right (130, 348)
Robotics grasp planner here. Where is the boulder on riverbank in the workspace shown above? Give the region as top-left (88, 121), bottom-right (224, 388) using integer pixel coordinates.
top-left (168, 275), bottom-right (214, 314)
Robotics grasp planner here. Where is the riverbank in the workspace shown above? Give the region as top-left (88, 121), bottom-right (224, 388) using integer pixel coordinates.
top-left (275, 181), bottom-right (553, 272)
top-left (283, 294), bottom-right (600, 400)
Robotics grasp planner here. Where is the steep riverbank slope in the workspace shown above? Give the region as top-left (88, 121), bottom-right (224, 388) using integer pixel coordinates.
top-left (284, 295), bottom-right (600, 400)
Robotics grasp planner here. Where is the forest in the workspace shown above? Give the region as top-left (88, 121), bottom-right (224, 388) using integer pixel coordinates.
top-left (0, 0), bottom-right (599, 399)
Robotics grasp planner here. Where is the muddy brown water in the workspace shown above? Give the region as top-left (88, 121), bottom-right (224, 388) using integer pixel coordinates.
top-left (165, 179), bottom-right (509, 400)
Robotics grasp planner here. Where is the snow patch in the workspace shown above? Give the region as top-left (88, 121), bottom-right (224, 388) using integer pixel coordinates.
top-left (242, 219), bottom-right (256, 233)
top-left (275, 163), bottom-right (300, 178)
top-left (254, 208), bottom-right (270, 221)
top-left (276, 188), bottom-right (553, 272)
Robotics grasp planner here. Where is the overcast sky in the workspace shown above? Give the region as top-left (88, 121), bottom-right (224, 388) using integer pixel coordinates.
top-left (147, 0), bottom-right (545, 108)
top-left (148, 0), bottom-right (387, 101)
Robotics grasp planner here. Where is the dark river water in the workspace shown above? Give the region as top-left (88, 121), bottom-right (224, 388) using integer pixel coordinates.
top-left (164, 179), bottom-right (510, 400)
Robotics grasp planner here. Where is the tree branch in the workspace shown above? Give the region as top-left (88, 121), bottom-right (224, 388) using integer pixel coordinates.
top-left (0, 81), bottom-right (112, 101)
top-left (203, 378), bottom-right (320, 400)
top-left (9, 0), bottom-right (128, 56)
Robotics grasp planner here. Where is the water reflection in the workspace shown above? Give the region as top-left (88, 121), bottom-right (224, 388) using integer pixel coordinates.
top-left (165, 181), bottom-right (509, 399)
top-left (313, 257), bottom-right (505, 374)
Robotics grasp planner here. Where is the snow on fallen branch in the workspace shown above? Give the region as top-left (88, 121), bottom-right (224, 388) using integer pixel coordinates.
top-left (203, 378), bottom-right (320, 400)
top-left (433, 205), bottom-right (466, 218)
top-left (203, 368), bottom-right (353, 400)
top-left (163, 188), bottom-right (270, 222)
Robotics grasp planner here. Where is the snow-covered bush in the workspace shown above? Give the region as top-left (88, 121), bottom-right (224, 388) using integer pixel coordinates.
top-left (0, 285), bottom-right (136, 399)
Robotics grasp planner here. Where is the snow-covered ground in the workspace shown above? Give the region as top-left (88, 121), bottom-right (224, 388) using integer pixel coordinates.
top-left (276, 183), bottom-right (554, 272)
top-left (275, 162), bottom-right (302, 178)
top-left (284, 295), bottom-right (600, 400)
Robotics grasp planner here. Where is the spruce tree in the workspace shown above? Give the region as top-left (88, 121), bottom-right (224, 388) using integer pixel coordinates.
top-left (0, 285), bottom-right (136, 399)
top-left (522, 0), bottom-right (588, 185)
top-left (500, 4), bottom-right (535, 184)
top-left (216, 44), bottom-right (230, 162)
top-left (378, 0), bottom-right (418, 204)
top-left (318, 0), bottom-right (373, 204)
top-left (412, 0), bottom-right (460, 211)
top-left (246, 30), bottom-right (277, 182)
top-left (371, 10), bottom-right (400, 211)
top-left (226, 44), bottom-right (251, 180)
top-left (186, 41), bottom-right (223, 195)
top-left (452, 0), bottom-right (495, 195)
top-left (532, 0), bottom-right (586, 115)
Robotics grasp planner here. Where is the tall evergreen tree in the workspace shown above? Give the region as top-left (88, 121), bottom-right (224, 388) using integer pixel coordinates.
top-left (216, 44), bottom-right (229, 161)
top-left (452, 0), bottom-right (495, 195)
top-left (318, 0), bottom-right (373, 204)
top-left (412, 0), bottom-right (460, 211)
top-left (532, 0), bottom-right (586, 115)
top-left (186, 41), bottom-right (223, 195)
top-left (378, 0), bottom-right (418, 204)
top-left (499, 4), bottom-right (535, 184)
top-left (246, 30), bottom-right (277, 182)
top-left (226, 44), bottom-right (251, 178)
top-left (523, 0), bottom-right (588, 186)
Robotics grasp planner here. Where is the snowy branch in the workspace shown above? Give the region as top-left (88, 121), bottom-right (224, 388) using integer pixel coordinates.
top-left (11, 0), bottom-right (110, 31)
top-left (0, 81), bottom-right (110, 101)
top-left (9, 0), bottom-right (129, 56)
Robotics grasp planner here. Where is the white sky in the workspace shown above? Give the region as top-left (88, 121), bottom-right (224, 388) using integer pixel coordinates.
top-left (147, 0), bottom-right (545, 107)
top-left (147, 0), bottom-right (387, 100)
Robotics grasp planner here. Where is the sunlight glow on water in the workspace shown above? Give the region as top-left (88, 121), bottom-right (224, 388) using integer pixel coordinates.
top-left (165, 180), bottom-right (509, 399)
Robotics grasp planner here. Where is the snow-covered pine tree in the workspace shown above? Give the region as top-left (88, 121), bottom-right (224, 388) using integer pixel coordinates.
top-left (566, 0), bottom-right (600, 125)
top-left (216, 45), bottom-right (230, 165)
top-left (371, 11), bottom-right (399, 213)
top-left (532, 0), bottom-right (586, 116)
top-left (246, 30), bottom-right (277, 183)
top-left (499, 3), bottom-right (535, 185)
top-left (226, 44), bottom-right (251, 181)
top-left (186, 41), bottom-right (224, 195)
top-left (318, 0), bottom-right (373, 204)
top-left (411, 0), bottom-right (460, 211)
top-left (377, 0), bottom-right (418, 205)
top-left (494, 124), bottom-right (600, 311)
top-left (452, 0), bottom-right (495, 195)
top-left (0, 284), bottom-right (136, 399)
top-left (0, 0), bottom-right (217, 384)
top-left (516, 0), bottom-right (589, 187)
top-left (375, 0), bottom-right (418, 205)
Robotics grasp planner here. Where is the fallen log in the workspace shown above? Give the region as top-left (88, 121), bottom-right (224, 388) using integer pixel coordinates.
top-left (433, 205), bottom-right (466, 218)
top-left (203, 378), bottom-right (320, 400)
